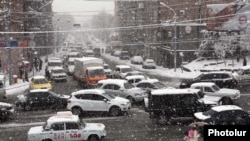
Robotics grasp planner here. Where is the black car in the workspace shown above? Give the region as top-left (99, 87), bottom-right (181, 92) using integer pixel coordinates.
top-left (0, 102), bottom-right (15, 122)
top-left (194, 105), bottom-right (250, 125)
top-left (180, 71), bottom-right (237, 89)
top-left (15, 89), bottom-right (70, 111)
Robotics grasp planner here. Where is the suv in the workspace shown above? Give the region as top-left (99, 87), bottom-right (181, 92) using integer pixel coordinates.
top-left (145, 88), bottom-right (213, 125)
top-left (67, 89), bottom-right (131, 116)
top-left (27, 111), bottom-right (106, 141)
top-left (50, 67), bottom-right (68, 82)
top-left (180, 71), bottom-right (237, 89)
top-left (97, 79), bottom-right (147, 105)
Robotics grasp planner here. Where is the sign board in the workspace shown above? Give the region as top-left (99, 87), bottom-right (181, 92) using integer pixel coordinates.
top-left (172, 37), bottom-right (179, 42)
top-left (0, 41), bottom-right (18, 47)
top-left (238, 15), bottom-right (248, 29)
top-left (10, 41), bottom-right (18, 47)
top-left (0, 41), bottom-right (7, 47)
top-left (185, 25), bottom-right (192, 33)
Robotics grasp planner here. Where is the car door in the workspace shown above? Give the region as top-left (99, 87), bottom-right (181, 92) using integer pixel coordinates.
top-left (77, 94), bottom-right (93, 111)
top-left (50, 122), bottom-right (66, 141)
top-left (102, 84), bottom-right (123, 97)
top-left (65, 122), bottom-right (84, 141)
top-left (203, 86), bottom-right (217, 97)
top-left (242, 69), bottom-right (250, 83)
top-left (91, 94), bottom-right (109, 111)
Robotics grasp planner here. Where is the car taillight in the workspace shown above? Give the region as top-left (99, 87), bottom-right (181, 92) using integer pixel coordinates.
top-left (67, 99), bottom-right (71, 104)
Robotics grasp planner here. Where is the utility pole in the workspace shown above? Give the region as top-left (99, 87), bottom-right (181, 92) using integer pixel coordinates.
top-left (3, 0), bottom-right (12, 85)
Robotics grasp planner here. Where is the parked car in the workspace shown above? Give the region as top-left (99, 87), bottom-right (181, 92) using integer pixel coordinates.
top-left (97, 79), bottom-right (147, 105)
top-left (124, 71), bottom-right (150, 79)
top-left (113, 65), bottom-right (133, 79)
top-left (194, 105), bottom-right (250, 125)
top-left (232, 65), bottom-right (250, 85)
top-left (190, 82), bottom-right (240, 105)
top-left (30, 75), bottom-right (52, 90)
top-left (125, 75), bottom-right (147, 86)
top-left (119, 51), bottom-right (130, 60)
top-left (67, 89), bottom-right (131, 117)
top-left (50, 67), bottom-right (68, 82)
top-left (0, 102), bottom-right (14, 121)
top-left (27, 111), bottom-right (106, 141)
top-left (131, 56), bottom-right (143, 64)
top-left (135, 79), bottom-right (173, 90)
top-left (142, 59), bottom-right (156, 69)
top-left (180, 71), bottom-right (238, 89)
top-left (113, 50), bottom-right (121, 57)
top-left (15, 89), bottom-right (70, 111)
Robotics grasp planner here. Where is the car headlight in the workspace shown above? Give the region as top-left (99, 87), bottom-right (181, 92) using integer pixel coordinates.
top-left (121, 102), bottom-right (130, 106)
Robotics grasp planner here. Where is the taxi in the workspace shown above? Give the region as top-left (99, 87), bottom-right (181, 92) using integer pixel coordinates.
top-left (27, 111), bottom-right (106, 141)
top-left (30, 75), bottom-right (52, 90)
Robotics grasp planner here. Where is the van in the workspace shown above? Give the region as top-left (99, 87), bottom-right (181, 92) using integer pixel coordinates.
top-left (145, 88), bottom-right (211, 125)
top-left (0, 74), bottom-right (6, 98)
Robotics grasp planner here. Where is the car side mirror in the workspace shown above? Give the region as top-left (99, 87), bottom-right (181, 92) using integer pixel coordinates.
top-left (103, 99), bottom-right (108, 103)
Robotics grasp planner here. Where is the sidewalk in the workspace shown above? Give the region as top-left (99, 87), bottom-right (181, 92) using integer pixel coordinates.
top-left (4, 56), bottom-right (48, 97)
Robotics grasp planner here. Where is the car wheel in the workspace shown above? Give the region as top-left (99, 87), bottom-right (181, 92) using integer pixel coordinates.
top-left (24, 104), bottom-right (32, 111)
top-left (88, 135), bottom-right (99, 141)
top-left (157, 114), bottom-right (169, 125)
top-left (109, 106), bottom-right (120, 117)
top-left (71, 107), bottom-right (82, 116)
top-left (218, 97), bottom-right (233, 105)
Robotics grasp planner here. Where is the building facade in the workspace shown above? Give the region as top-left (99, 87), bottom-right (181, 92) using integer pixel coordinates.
top-left (115, 0), bottom-right (236, 69)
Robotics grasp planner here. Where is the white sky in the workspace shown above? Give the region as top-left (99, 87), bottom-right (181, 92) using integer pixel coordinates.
top-left (52, 0), bottom-right (114, 23)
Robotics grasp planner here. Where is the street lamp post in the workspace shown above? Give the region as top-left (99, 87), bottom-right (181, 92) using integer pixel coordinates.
top-left (160, 2), bottom-right (177, 72)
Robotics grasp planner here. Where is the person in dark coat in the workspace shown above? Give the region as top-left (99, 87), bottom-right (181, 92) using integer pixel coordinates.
top-left (39, 58), bottom-right (43, 72)
top-left (243, 57), bottom-right (247, 66)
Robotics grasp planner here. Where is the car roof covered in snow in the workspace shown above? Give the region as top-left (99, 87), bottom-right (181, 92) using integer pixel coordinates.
top-left (98, 79), bottom-right (128, 85)
top-left (191, 82), bottom-right (216, 87)
top-left (211, 105), bottom-right (242, 112)
top-left (151, 88), bottom-right (199, 95)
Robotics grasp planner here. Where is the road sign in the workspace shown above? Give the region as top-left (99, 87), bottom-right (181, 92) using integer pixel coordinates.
top-left (172, 37), bottom-right (179, 42)
top-left (238, 15), bottom-right (247, 30)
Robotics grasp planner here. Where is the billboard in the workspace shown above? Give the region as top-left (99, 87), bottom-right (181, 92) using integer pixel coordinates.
top-left (206, 2), bottom-right (249, 31)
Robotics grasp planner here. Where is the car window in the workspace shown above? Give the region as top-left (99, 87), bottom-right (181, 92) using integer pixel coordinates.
top-left (92, 94), bottom-right (105, 101)
top-left (136, 83), bottom-right (145, 88)
top-left (135, 79), bottom-right (142, 83)
top-left (66, 122), bottom-right (79, 130)
top-left (220, 73), bottom-right (230, 78)
top-left (124, 82), bottom-right (134, 89)
top-left (204, 87), bottom-right (213, 92)
top-left (244, 70), bottom-right (250, 75)
top-left (51, 123), bottom-right (65, 131)
top-left (96, 83), bottom-right (103, 88)
top-left (103, 84), bottom-right (120, 90)
top-left (128, 79), bottom-right (134, 84)
top-left (75, 94), bottom-right (93, 100)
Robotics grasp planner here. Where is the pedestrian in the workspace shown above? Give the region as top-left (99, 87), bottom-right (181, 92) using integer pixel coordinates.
top-left (243, 57), bottom-right (247, 66)
top-left (188, 125), bottom-right (200, 141)
top-left (39, 58), bottom-right (43, 72)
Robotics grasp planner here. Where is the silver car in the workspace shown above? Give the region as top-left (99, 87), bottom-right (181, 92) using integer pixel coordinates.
top-left (97, 79), bottom-right (147, 105)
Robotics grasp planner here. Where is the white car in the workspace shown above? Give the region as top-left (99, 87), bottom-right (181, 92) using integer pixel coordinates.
top-left (50, 67), bottom-right (68, 82)
top-left (113, 65), bottom-right (133, 79)
top-left (131, 55), bottom-right (143, 64)
top-left (67, 89), bottom-right (131, 116)
top-left (97, 79), bottom-right (147, 104)
top-left (125, 75), bottom-right (147, 86)
top-left (142, 59), bottom-right (156, 69)
top-left (190, 82), bottom-right (241, 105)
top-left (232, 65), bottom-right (250, 85)
top-left (27, 111), bottom-right (106, 141)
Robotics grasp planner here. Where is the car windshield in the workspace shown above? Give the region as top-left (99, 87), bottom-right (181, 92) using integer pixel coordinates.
top-left (52, 69), bottom-right (64, 73)
top-left (68, 61), bottom-right (74, 65)
top-left (103, 93), bottom-right (115, 99)
top-left (121, 68), bottom-right (132, 73)
top-left (34, 78), bottom-right (48, 84)
top-left (48, 62), bottom-right (62, 67)
top-left (211, 84), bottom-right (220, 91)
top-left (124, 82), bottom-right (135, 89)
top-left (153, 82), bottom-right (165, 89)
top-left (236, 69), bottom-right (244, 75)
top-left (202, 109), bottom-right (217, 116)
top-left (104, 65), bottom-right (109, 69)
top-left (88, 69), bottom-right (105, 77)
